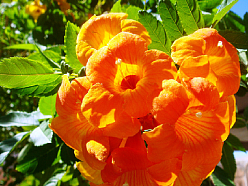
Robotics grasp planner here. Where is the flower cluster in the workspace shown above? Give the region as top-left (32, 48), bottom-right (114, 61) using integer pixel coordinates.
top-left (50, 13), bottom-right (241, 185)
top-left (25, 0), bottom-right (47, 22)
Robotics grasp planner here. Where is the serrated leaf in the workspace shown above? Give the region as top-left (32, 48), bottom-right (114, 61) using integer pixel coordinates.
top-left (30, 121), bottom-right (53, 146)
top-left (198, 0), bottom-right (223, 12)
top-left (64, 21), bottom-right (82, 73)
top-left (0, 111), bottom-right (49, 127)
top-left (28, 50), bottom-right (61, 68)
top-left (159, 0), bottom-right (184, 41)
top-left (212, 0), bottom-right (239, 28)
top-left (14, 77), bottom-right (62, 97)
top-left (16, 143), bottom-right (60, 174)
top-left (4, 44), bottom-right (38, 51)
top-left (219, 30), bottom-right (248, 49)
top-left (211, 166), bottom-right (235, 186)
top-left (39, 94), bottom-right (57, 116)
top-left (0, 57), bottom-right (62, 88)
top-left (220, 141), bottom-right (236, 180)
top-left (0, 132), bottom-right (29, 164)
top-left (44, 170), bottom-right (66, 186)
top-left (138, 11), bottom-right (171, 54)
top-left (176, 0), bottom-right (205, 35)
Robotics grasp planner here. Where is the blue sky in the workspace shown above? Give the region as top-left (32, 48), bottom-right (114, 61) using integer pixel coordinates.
top-left (230, 0), bottom-right (247, 18)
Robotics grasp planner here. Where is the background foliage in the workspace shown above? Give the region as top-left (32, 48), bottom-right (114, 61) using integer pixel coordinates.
top-left (0, 0), bottom-right (248, 185)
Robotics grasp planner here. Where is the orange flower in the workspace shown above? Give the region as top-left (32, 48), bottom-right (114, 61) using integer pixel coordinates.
top-left (49, 75), bottom-right (140, 171)
top-left (25, 0), bottom-right (46, 22)
top-left (76, 13), bottom-right (152, 66)
top-left (77, 132), bottom-right (182, 186)
top-left (142, 78), bottom-right (232, 185)
top-left (82, 32), bottom-right (177, 126)
top-left (171, 28), bottom-right (240, 97)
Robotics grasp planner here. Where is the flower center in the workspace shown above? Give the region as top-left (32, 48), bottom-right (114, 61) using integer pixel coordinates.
top-left (138, 113), bottom-right (159, 131)
top-left (120, 75), bottom-right (140, 90)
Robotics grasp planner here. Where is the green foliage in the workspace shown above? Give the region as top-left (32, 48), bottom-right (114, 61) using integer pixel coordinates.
top-left (0, 0), bottom-right (247, 185)
top-left (176, 0), bottom-right (205, 34)
top-left (138, 11), bottom-right (171, 54)
top-left (158, 0), bottom-right (184, 42)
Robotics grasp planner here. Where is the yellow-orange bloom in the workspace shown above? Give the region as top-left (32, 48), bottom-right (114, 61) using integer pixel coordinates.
top-left (25, 0), bottom-right (46, 22)
top-left (76, 13), bottom-right (152, 66)
top-left (143, 78), bottom-right (232, 185)
top-left (171, 28), bottom-right (241, 97)
top-left (83, 32), bottom-right (176, 126)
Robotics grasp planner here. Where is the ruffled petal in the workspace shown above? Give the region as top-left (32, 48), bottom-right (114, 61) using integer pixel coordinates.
top-left (76, 160), bottom-right (103, 185)
top-left (175, 102), bottom-right (229, 171)
top-left (152, 80), bottom-right (189, 124)
top-left (50, 75), bottom-right (92, 151)
top-left (143, 124), bottom-right (184, 163)
top-left (76, 13), bottom-right (127, 65)
top-left (148, 158), bottom-right (182, 185)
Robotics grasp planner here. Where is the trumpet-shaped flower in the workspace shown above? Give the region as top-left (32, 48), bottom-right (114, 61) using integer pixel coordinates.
top-left (50, 75), bottom-right (140, 170)
top-left (76, 13), bottom-right (152, 66)
top-left (83, 32), bottom-right (177, 127)
top-left (25, 0), bottom-right (47, 22)
top-left (171, 28), bottom-right (240, 97)
top-left (143, 78), bottom-right (232, 185)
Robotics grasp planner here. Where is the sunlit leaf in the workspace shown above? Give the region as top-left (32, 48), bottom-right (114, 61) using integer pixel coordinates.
top-left (0, 111), bottom-right (49, 127)
top-left (158, 0), bottom-right (184, 41)
top-left (126, 6), bottom-right (141, 21)
top-left (220, 142), bottom-right (236, 180)
top-left (212, 0), bottom-right (239, 28)
top-left (110, 0), bottom-right (122, 13)
top-left (16, 143), bottom-right (60, 174)
top-left (64, 21), bottom-right (82, 73)
top-left (197, 0), bottom-right (223, 12)
top-left (30, 121), bottom-right (53, 146)
top-left (4, 44), bottom-right (38, 51)
top-left (176, 0), bottom-right (205, 34)
top-left (39, 94), bottom-right (57, 116)
top-left (211, 166), bottom-right (235, 186)
top-left (0, 132), bottom-right (29, 164)
top-left (0, 57), bottom-right (62, 96)
top-left (138, 11), bottom-right (171, 54)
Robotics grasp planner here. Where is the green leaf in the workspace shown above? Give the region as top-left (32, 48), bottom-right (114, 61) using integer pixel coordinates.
top-left (198, 0), bottom-right (223, 12)
top-left (219, 30), bottom-right (248, 49)
top-left (212, 0), bottom-right (239, 28)
top-left (158, 0), bottom-right (184, 41)
top-left (212, 166), bottom-right (235, 186)
top-left (4, 44), bottom-right (38, 51)
top-left (28, 50), bottom-right (61, 68)
top-left (226, 133), bottom-right (246, 152)
top-left (30, 121), bottom-right (53, 146)
top-left (13, 77), bottom-right (62, 97)
top-left (39, 94), bottom-right (57, 116)
top-left (244, 12), bottom-right (248, 34)
top-left (60, 143), bottom-right (78, 165)
top-left (176, 0), bottom-right (205, 34)
top-left (110, 0), bottom-right (123, 13)
top-left (0, 132), bottom-right (29, 165)
top-left (16, 143), bottom-right (60, 174)
top-left (44, 170), bottom-right (66, 186)
top-left (64, 21), bottom-right (82, 73)
top-left (126, 6), bottom-right (141, 21)
top-left (223, 11), bottom-right (245, 32)
top-left (0, 57), bottom-right (61, 88)
top-left (0, 111), bottom-right (49, 127)
top-left (138, 11), bottom-right (171, 54)
top-left (220, 141), bottom-right (236, 180)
